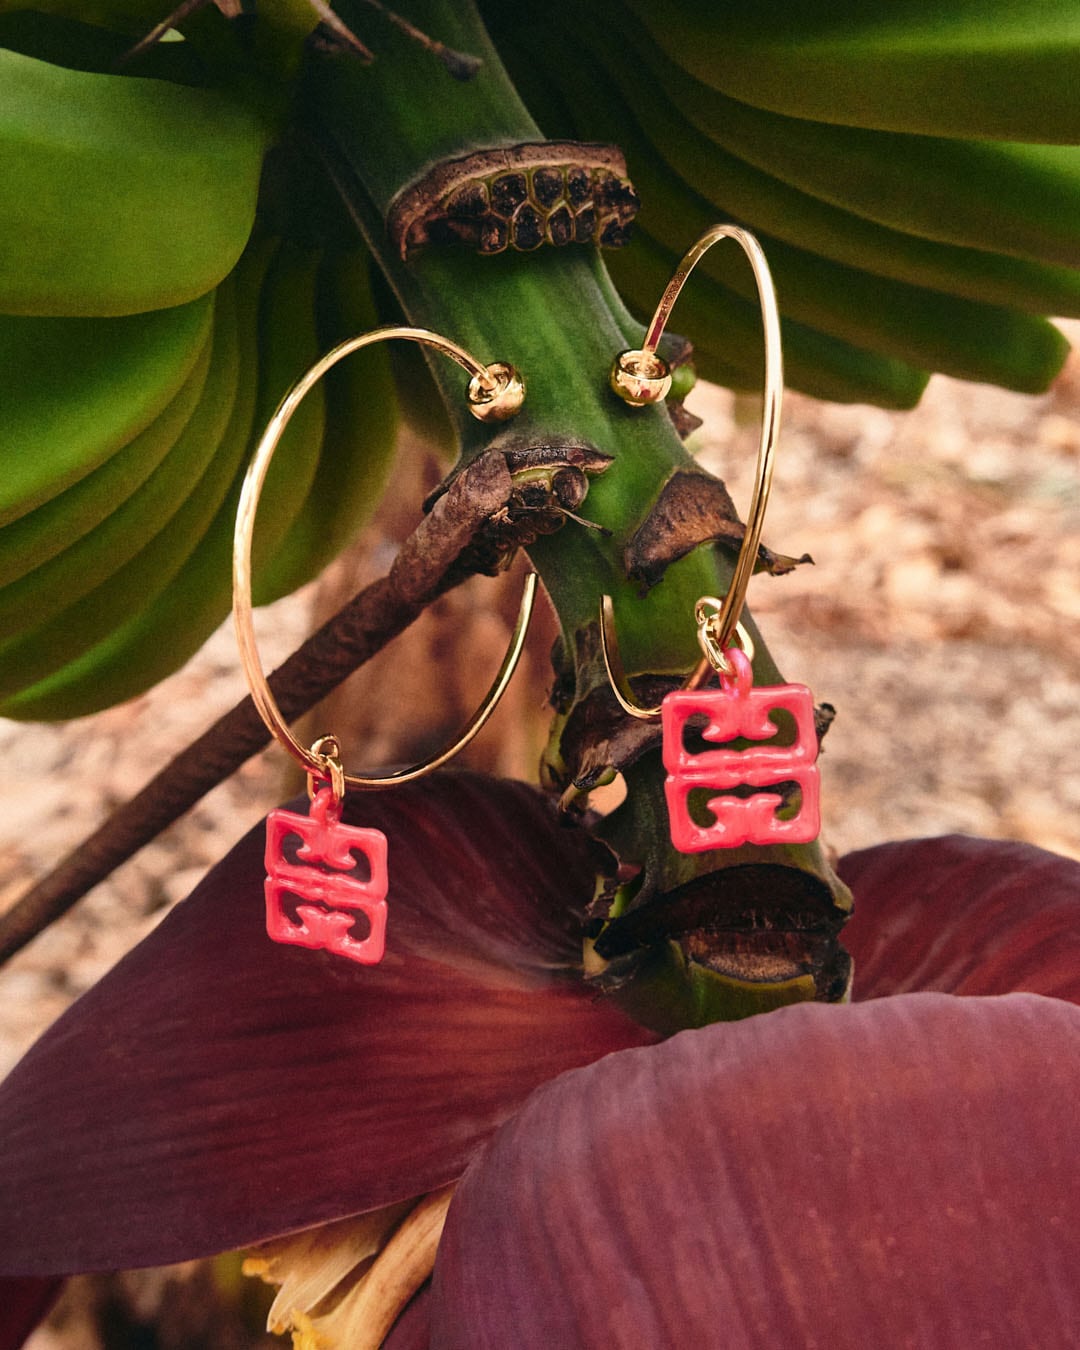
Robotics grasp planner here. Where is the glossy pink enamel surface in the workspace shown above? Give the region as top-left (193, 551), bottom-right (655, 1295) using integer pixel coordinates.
top-left (662, 648), bottom-right (820, 851)
top-left (264, 787), bottom-right (389, 964)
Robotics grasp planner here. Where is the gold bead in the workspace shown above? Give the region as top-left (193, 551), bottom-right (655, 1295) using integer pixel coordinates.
top-left (468, 361), bottom-right (526, 422)
top-left (609, 349), bottom-right (672, 406)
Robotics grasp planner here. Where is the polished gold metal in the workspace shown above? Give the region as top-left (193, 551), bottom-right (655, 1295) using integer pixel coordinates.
top-left (610, 223), bottom-right (783, 658)
top-left (693, 597), bottom-right (755, 675)
top-left (610, 222), bottom-right (782, 413)
top-left (599, 594), bottom-right (755, 723)
top-left (306, 735), bottom-right (346, 803)
top-left (468, 360), bottom-right (526, 421)
top-left (599, 594), bottom-right (662, 722)
top-left (609, 349), bottom-right (671, 406)
top-left (233, 323), bottom-right (533, 789)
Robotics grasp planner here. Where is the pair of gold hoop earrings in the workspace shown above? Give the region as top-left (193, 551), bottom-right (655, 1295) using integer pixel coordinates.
top-left (232, 223), bottom-right (804, 966)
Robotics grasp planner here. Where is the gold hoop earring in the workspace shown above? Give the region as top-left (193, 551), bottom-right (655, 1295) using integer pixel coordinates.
top-left (233, 324), bottom-right (532, 965)
top-left (611, 224), bottom-right (782, 660)
top-left (602, 227), bottom-right (819, 853)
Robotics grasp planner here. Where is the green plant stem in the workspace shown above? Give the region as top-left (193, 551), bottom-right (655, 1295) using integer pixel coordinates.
top-left (301, 0), bottom-right (851, 1005)
top-left (307, 0), bottom-right (766, 675)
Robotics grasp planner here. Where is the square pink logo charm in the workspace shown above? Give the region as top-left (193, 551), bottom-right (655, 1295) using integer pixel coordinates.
top-left (264, 788), bottom-right (389, 965)
top-left (662, 664), bottom-right (820, 852)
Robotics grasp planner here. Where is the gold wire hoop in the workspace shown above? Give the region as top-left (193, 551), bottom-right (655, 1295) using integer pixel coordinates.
top-left (611, 224), bottom-right (784, 657)
top-left (599, 594), bottom-right (756, 722)
top-left (233, 324), bottom-right (533, 790)
top-left (601, 226), bottom-right (783, 721)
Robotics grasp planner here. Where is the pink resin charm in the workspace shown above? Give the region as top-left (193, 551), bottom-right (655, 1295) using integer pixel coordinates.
top-left (662, 648), bottom-right (820, 852)
top-left (264, 787), bottom-right (389, 964)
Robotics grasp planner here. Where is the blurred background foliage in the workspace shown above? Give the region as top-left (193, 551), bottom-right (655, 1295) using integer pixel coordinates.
top-left (0, 0), bottom-right (1078, 713)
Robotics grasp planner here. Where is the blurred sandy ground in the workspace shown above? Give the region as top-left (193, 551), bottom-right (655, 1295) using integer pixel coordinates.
top-left (699, 342), bottom-right (1080, 862)
top-left (2, 337), bottom-right (1079, 1088)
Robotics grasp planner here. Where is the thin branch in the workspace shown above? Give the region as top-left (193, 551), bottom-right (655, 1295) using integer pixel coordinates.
top-left (306, 0), bottom-right (376, 62)
top-left (353, 0), bottom-right (482, 79)
top-left (114, 0), bottom-right (214, 68)
top-left (0, 453), bottom-right (515, 968)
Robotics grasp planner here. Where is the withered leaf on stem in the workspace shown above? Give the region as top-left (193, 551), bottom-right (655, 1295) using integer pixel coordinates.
top-left (546, 621), bottom-right (672, 797)
top-left (627, 468), bottom-right (811, 594)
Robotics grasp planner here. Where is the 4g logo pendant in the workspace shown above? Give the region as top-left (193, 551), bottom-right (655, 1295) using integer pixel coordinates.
top-left (662, 648), bottom-right (820, 853)
top-left (264, 788), bottom-right (389, 965)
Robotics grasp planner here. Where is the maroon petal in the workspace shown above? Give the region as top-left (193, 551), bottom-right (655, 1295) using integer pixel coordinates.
top-left (840, 834), bottom-right (1080, 1001)
top-left (0, 1277), bottom-right (61, 1350)
top-left (0, 772), bottom-right (654, 1275)
top-left (432, 993), bottom-right (1080, 1347)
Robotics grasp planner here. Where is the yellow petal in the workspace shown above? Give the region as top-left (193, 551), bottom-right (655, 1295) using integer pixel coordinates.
top-left (243, 1186), bottom-right (454, 1348)
top-left (243, 1201), bottom-right (411, 1332)
top-left (308, 1186), bottom-right (455, 1350)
